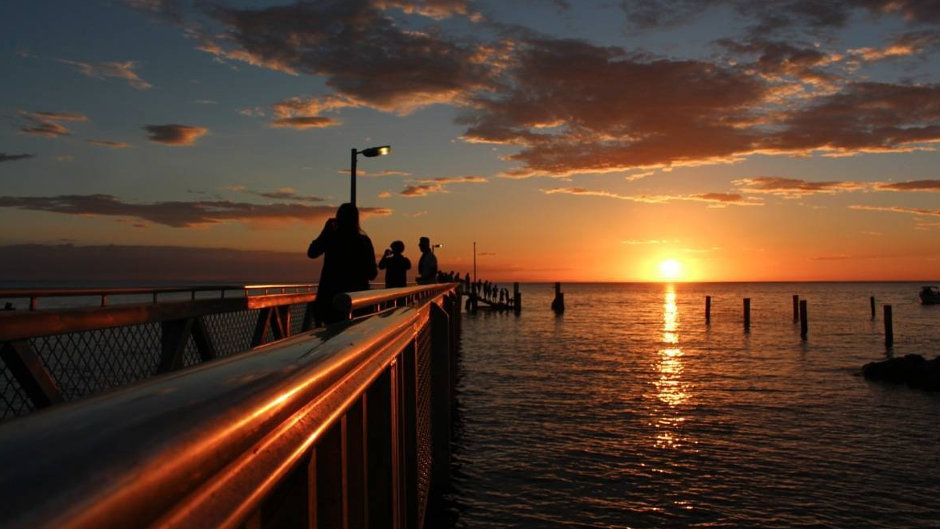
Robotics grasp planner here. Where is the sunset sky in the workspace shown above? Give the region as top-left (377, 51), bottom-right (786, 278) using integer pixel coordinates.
top-left (1, 0), bottom-right (938, 283)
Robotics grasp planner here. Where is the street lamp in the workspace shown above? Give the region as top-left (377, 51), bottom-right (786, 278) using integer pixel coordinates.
top-left (350, 145), bottom-right (391, 206)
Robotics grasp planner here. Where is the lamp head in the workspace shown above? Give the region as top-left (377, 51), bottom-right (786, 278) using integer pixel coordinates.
top-left (360, 145), bottom-right (391, 157)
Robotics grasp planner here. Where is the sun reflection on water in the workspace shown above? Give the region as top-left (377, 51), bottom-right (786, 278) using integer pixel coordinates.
top-left (653, 288), bottom-right (691, 449)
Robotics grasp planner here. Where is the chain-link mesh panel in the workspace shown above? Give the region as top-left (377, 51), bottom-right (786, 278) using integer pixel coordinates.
top-left (31, 323), bottom-right (162, 401)
top-left (414, 325), bottom-right (433, 525)
top-left (203, 309), bottom-right (259, 357)
top-left (290, 303), bottom-right (308, 335)
top-left (0, 358), bottom-right (34, 420)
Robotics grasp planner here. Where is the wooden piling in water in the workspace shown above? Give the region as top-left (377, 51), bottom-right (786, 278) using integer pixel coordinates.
top-left (551, 282), bottom-right (565, 314)
top-left (799, 299), bottom-right (808, 339)
top-left (884, 304), bottom-right (893, 348)
top-left (743, 298), bottom-right (751, 330)
top-left (705, 296), bottom-right (711, 324)
top-left (792, 295), bottom-right (799, 323)
top-left (513, 282), bottom-right (521, 314)
top-left (870, 296), bottom-right (876, 320)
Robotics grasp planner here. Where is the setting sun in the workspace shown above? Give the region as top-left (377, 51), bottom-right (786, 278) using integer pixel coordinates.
top-left (659, 259), bottom-right (683, 281)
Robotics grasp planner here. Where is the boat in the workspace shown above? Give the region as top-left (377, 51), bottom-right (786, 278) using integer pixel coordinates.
top-left (919, 286), bottom-right (940, 305)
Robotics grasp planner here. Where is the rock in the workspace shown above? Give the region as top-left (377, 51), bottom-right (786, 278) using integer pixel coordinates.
top-left (862, 354), bottom-right (940, 391)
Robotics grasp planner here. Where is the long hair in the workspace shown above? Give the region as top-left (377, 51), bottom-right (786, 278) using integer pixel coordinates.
top-left (335, 203), bottom-right (362, 234)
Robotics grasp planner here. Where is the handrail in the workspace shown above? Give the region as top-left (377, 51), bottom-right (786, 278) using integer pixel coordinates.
top-left (0, 286), bottom-right (460, 529)
top-left (0, 283), bottom-right (457, 342)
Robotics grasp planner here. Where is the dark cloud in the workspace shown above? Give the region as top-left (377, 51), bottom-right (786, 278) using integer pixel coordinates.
top-left (0, 153), bottom-right (35, 163)
top-left (875, 179), bottom-right (940, 191)
top-left (144, 124), bottom-right (208, 146)
top-left (460, 38), bottom-right (766, 176)
top-left (0, 194), bottom-right (390, 228)
top-left (764, 82), bottom-right (940, 154)
top-left (375, 0), bottom-right (475, 19)
top-left (201, 1), bottom-right (493, 113)
top-left (18, 111), bottom-right (87, 138)
top-left (621, 1), bottom-right (940, 32)
top-left (270, 116), bottom-right (339, 129)
top-left (86, 139), bottom-right (130, 149)
top-left (734, 177), bottom-right (869, 197)
top-left (58, 59), bottom-right (153, 89)
top-left (716, 39), bottom-right (834, 83)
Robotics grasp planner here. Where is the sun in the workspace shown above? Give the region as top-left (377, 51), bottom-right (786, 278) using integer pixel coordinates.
top-left (658, 259), bottom-right (683, 281)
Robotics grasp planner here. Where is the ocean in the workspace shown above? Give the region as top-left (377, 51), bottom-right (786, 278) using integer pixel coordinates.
top-left (447, 282), bottom-right (940, 529)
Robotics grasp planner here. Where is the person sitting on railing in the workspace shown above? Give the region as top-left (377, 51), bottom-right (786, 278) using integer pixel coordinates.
top-left (416, 236), bottom-right (438, 284)
top-left (379, 240), bottom-right (411, 288)
top-left (307, 203), bottom-right (378, 324)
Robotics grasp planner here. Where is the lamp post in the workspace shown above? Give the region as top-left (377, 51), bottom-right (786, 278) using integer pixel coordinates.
top-left (349, 145), bottom-right (390, 206)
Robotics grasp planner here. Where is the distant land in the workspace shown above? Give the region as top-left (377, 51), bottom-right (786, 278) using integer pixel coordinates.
top-left (0, 244), bottom-right (316, 284)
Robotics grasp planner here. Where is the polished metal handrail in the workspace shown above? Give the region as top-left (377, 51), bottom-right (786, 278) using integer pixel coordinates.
top-left (0, 285), bottom-right (461, 529)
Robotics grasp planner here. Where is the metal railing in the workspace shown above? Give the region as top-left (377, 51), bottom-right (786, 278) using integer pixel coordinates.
top-left (0, 283), bottom-right (461, 529)
top-left (0, 284), bottom-right (450, 420)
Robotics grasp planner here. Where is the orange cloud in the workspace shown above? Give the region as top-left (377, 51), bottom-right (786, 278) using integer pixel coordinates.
top-left (849, 204), bottom-right (940, 217)
top-left (734, 176), bottom-right (869, 198)
top-left (18, 111), bottom-right (87, 138)
top-left (0, 194), bottom-right (391, 228)
top-left (270, 116), bottom-right (339, 129)
top-left (399, 175), bottom-right (488, 197)
top-left (874, 180), bottom-right (940, 191)
top-left (850, 31), bottom-right (938, 61)
top-left (542, 187), bottom-right (762, 206)
top-left (144, 124), bottom-right (208, 146)
top-left (86, 139), bottom-right (130, 149)
top-left (58, 59), bottom-right (153, 89)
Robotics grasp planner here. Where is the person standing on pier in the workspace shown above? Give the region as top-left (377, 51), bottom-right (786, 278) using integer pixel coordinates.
top-left (416, 236), bottom-right (438, 284)
top-left (378, 240), bottom-right (411, 288)
top-left (307, 203), bottom-right (378, 324)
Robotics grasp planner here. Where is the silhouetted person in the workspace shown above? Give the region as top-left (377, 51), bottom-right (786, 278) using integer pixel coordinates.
top-left (416, 236), bottom-right (438, 284)
top-left (379, 240), bottom-right (411, 288)
top-left (308, 203), bottom-right (377, 324)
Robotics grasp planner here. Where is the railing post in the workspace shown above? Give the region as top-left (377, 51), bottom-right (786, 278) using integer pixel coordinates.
top-left (0, 340), bottom-right (64, 408)
top-left (312, 418), bottom-right (345, 528)
top-left (159, 318), bottom-right (195, 373)
top-left (346, 398), bottom-right (366, 529)
top-left (366, 367), bottom-right (395, 528)
top-left (401, 342), bottom-right (418, 529)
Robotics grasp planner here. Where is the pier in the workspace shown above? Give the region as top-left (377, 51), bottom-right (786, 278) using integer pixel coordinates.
top-left (0, 283), bottom-right (461, 529)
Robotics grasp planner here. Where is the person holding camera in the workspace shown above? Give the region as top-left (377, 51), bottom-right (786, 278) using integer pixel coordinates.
top-left (378, 240), bottom-right (411, 288)
top-left (307, 203), bottom-right (378, 324)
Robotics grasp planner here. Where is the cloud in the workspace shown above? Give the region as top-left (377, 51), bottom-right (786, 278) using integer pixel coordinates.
top-left (849, 204), bottom-right (940, 217)
top-left (621, 1), bottom-right (940, 32)
top-left (542, 186), bottom-right (762, 206)
top-left (399, 175), bottom-right (488, 197)
top-left (201, 2), bottom-right (493, 114)
top-left (874, 180), bottom-right (940, 192)
top-left (716, 38), bottom-right (836, 84)
top-left (0, 153), bottom-right (35, 163)
top-left (229, 186), bottom-right (326, 203)
top-left (338, 169), bottom-right (412, 177)
top-left (270, 116), bottom-right (339, 129)
top-left (58, 59), bottom-right (153, 89)
top-left (121, 0), bottom-right (183, 23)
top-left (850, 31), bottom-right (939, 62)
top-left (459, 38), bottom-right (767, 177)
top-left (86, 139), bottom-right (130, 149)
top-left (0, 194), bottom-right (391, 228)
top-left (18, 111), bottom-right (87, 138)
top-left (144, 124), bottom-right (208, 146)
top-left (760, 82), bottom-right (940, 156)
top-left (734, 176), bottom-right (869, 198)
top-left (374, 0), bottom-right (475, 19)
